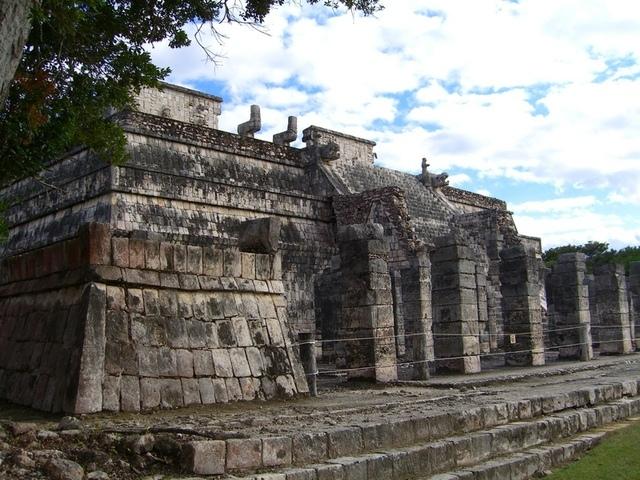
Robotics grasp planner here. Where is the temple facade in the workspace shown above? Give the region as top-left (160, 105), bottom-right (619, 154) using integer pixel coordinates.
top-left (0, 83), bottom-right (636, 413)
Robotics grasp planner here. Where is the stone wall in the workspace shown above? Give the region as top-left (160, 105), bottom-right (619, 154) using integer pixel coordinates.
top-left (135, 82), bottom-right (222, 129)
top-left (302, 126), bottom-right (375, 166)
top-left (442, 186), bottom-right (507, 213)
top-left (0, 224), bottom-right (308, 413)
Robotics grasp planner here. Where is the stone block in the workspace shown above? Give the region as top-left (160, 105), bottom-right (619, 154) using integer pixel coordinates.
top-left (193, 350), bottom-right (215, 376)
top-left (140, 378), bottom-right (161, 410)
top-left (229, 348), bottom-right (252, 377)
top-left (225, 377), bottom-right (243, 401)
top-left (212, 378), bottom-right (229, 403)
top-left (102, 375), bottom-right (120, 412)
top-left (232, 317), bottom-right (253, 347)
top-left (142, 289), bottom-right (160, 315)
top-left (203, 246), bottom-right (223, 276)
top-left (157, 347), bottom-right (178, 377)
top-left (159, 290), bottom-right (178, 316)
top-left (365, 453), bottom-right (393, 479)
top-left (198, 377), bottom-right (216, 404)
top-left (182, 378), bottom-right (201, 406)
top-left (282, 468), bottom-right (317, 480)
top-left (176, 349), bottom-right (194, 377)
top-left (144, 241), bottom-right (160, 270)
top-left (159, 242), bottom-right (174, 270)
top-left (327, 427), bottom-right (363, 458)
top-left (129, 239), bottom-right (146, 269)
top-left (159, 379), bottom-right (184, 408)
top-left (246, 346), bottom-right (265, 376)
top-left (224, 247), bottom-right (242, 277)
top-left (186, 319), bottom-right (207, 348)
top-left (292, 432), bottom-right (328, 464)
top-left (138, 347), bottom-right (159, 377)
top-left (242, 253), bottom-right (256, 279)
top-left (127, 288), bottom-right (145, 313)
top-left (164, 317), bottom-right (189, 348)
top-left (112, 237), bottom-right (129, 267)
top-left (173, 245), bottom-right (187, 272)
top-left (240, 376), bottom-right (260, 400)
top-left (183, 440), bottom-right (226, 475)
top-left (266, 317), bottom-right (285, 345)
top-left (314, 463), bottom-right (344, 480)
top-left (227, 438), bottom-right (262, 471)
top-left (212, 349), bottom-right (234, 377)
top-left (263, 436), bottom-right (293, 467)
top-left (187, 246), bottom-right (203, 274)
top-left (256, 254), bottom-right (272, 280)
top-left (120, 375), bottom-right (140, 412)
top-left (106, 310), bottom-right (129, 343)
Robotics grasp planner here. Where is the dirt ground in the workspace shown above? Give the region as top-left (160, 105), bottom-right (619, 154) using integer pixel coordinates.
top-left (2, 353), bottom-right (640, 479)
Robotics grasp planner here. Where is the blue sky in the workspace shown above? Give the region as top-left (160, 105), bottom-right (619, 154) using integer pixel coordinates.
top-left (148, 0), bottom-right (640, 250)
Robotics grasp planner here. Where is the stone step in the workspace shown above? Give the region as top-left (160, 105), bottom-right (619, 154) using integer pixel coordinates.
top-left (423, 431), bottom-right (608, 480)
top-left (223, 389), bottom-right (640, 479)
top-left (184, 381), bottom-right (638, 478)
top-left (425, 417), bottom-right (640, 480)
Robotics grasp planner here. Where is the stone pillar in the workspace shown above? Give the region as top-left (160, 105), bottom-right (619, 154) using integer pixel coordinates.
top-left (390, 271), bottom-right (406, 357)
top-left (594, 264), bottom-right (633, 355)
top-left (400, 249), bottom-right (434, 380)
top-left (630, 262), bottom-right (640, 348)
top-left (337, 223), bottom-right (397, 382)
top-left (476, 263), bottom-right (490, 354)
top-left (499, 246), bottom-right (545, 366)
top-left (547, 253), bottom-right (593, 360)
top-left (431, 235), bottom-right (481, 374)
top-left (585, 273), bottom-right (599, 345)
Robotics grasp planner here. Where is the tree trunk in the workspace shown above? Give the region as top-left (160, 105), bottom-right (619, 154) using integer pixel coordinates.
top-left (0, 0), bottom-right (38, 107)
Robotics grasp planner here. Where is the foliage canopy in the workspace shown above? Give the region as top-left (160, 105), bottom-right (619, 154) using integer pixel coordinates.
top-left (0, 0), bottom-right (382, 185)
top-left (543, 241), bottom-right (640, 274)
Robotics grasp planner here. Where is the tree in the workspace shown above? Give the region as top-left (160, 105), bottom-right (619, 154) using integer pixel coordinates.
top-left (0, 0), bottom-right (382, 186)
top-left (543, 241), bottom-right (640, 274)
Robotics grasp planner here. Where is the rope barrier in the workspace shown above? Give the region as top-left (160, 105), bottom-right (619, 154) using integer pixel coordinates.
top-left (313, 338), bottom-right (634, 376)
top-left (288, 323), bottom-right (624, 349)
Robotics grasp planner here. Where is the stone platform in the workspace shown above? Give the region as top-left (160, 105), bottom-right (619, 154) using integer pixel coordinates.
top-left (2, 354), bottom-right (640, 479)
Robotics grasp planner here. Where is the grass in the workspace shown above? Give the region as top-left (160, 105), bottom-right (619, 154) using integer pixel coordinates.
top-left (546, 420), bottom-right (640, 480)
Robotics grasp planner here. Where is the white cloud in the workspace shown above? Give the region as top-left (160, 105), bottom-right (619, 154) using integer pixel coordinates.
top-left (515, 211), bottom-right (640, 250)
top-left (447, 173), bottom-right (472, 187)
top-left (146, 0), bottom-right (640, 246)
top-left (511, 196), bottom-right (598, 214)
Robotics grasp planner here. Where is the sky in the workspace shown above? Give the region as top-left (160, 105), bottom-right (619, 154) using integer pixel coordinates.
top-left (148, 0), bottom-right (640, 251)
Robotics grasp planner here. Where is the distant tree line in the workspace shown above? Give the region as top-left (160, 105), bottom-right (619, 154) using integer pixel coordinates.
top-left (543, 241), bottom-right (640, 274)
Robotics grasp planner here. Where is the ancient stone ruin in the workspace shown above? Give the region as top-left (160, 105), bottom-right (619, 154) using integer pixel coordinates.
top-left (0, 82), bottom-right (638, 414)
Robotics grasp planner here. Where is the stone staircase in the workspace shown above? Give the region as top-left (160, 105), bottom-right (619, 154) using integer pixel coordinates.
top-left (203, 378), bottom-right (640, 479)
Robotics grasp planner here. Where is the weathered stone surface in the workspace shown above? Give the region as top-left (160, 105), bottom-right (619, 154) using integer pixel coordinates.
top-left (45, 458), bottom-right (85, 480)
top-left (263, 436), bottom-right (293, 467)
top-left (183, 440), bottom-right (226, 475)
top-left (226, 438), bottom-right (262, 471)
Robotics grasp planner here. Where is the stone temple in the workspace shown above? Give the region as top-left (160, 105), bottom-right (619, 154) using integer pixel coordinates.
top-left (0, 83), bottom-right (637, 413)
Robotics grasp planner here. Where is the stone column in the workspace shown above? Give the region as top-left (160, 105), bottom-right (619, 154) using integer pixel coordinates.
top-left (400, 249), bottom-right (434, 380)
top-left (585, 273), bottom-right (599, 345)
top-left (390, 271), bottom-right (406, 357)
top-left (337, 223), bottom-right (397, 382)
top-left (630, 262), bottom-right (640, 348)
top-left (499, 246), bottom-right (545, 366)
top-left (476, 263), bottom-right (490, 354)
top-left (594, 264), bottom-right (633, 355)
top-left (431, 235), bottom-right (481, 374)
top-left (547, 253), bottom-right (593, 360)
